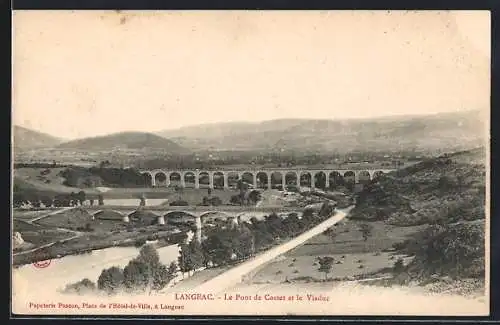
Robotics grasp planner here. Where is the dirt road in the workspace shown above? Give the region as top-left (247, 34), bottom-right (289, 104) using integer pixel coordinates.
top-left (192, 207), bottom-right (352, 294)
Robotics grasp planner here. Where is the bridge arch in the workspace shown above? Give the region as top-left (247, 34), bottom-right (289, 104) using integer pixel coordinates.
top-left (372, 170), bottom-right (384, 180)
top-left (328, 171), bottom-right (343, 188)
top-left (141, 172), bottom-right (153, 187)
top-left (169, 172), bottom-right (182, 187)
top-left (256, 172), bottom-right (269, 189)
top-left (92, 209), bottom-right (125, 218)
top-left (300, 171), bottom-right (312, 188)
top-left (154, 171), bottom-right (168, 187)
top-left (358, 170), bottom-right (371, 184)
top-left (270, 171), bottom-right (284, 190)
top-left (213, 171), bottom-right (225, 189)
top-left (313, 171), bottom-right (327, 189)
top-left (241, 172), bottom-right (255, 187)
top-left (285, 171), bottom-right (299, 188)
top-left (198, 171), bottom-right (210, 188)
top-left (184, 171), bottom-right (196, 188)
top-left (343, 171), bottom-right (355, 183)
top-left (92, 209), bottom-right (130, 222)
top-left (163, 210), bottom-right (196, 218)
top-left (199, 211), bottom-right (235, 224)
top-left (227, 172), bottom-right (240, 189)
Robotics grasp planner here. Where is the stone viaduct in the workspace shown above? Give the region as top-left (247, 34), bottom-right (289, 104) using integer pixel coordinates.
top-left (139, 168), bottom-right (396, 189)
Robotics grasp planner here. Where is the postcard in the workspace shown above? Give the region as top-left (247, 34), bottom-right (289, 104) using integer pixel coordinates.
top-left (11, 10), bottom-right (490, 316)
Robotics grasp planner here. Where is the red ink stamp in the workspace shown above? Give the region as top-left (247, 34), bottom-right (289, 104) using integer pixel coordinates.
top-left (33, 252), bottom-right (52, 269)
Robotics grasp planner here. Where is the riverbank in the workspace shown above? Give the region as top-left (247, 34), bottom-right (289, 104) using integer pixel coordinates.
top-left (13, 226), bottom-right (187, 267)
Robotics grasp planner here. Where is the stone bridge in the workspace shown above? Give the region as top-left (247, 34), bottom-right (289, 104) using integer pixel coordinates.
top-left (86, 206), bottom-right (303, 243)
top-left (139, 168), bottom-right (396, 189)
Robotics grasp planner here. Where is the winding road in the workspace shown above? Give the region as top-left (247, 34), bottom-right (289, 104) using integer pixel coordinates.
top-left (192, 207), bottom-right (352, 294)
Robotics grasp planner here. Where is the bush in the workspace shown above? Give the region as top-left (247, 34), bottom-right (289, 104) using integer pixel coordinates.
top-left (169, 200), bottom-right (189, 206)
top-left (134, 239), bottom-right (146, 247)
top-left (97, 267), bottom-right (124, 295)
top-left (406, 223), bottom-right (485, 279)
top-left (63, 278), bottom-right (96, 295)
top-left (393, 258), bottom-right (405, 274)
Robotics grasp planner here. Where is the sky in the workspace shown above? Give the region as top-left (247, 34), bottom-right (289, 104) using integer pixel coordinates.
top-left (12, 10), bottom-right (490, 140)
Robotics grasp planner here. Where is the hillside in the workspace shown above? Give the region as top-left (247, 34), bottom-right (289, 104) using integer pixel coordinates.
top-left (157, 110), bottom-right (486, 153)
top-left (350, 147), bottom-right (486, 226)
top-left (13, 126), bottom-right (64, 149)
top-left (346, 147), bottom-right (486, 285)
top-left (56, 132), bottom-right (188, 153)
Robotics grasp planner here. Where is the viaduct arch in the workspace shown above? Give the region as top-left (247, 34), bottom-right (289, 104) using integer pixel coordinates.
top-left (140, 168), bottom-right (395, 189)
top-left (90, 208), bottom-right (294, 244)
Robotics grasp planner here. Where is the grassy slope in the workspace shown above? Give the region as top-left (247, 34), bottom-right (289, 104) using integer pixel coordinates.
top-left (254, 148), bottom-right (486, 284)
top-left (350, 147), bottom-right (486, 225)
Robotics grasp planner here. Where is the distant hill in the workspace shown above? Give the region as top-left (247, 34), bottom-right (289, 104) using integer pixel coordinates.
top-left (157, 110), bottom-right (487, 153)
top-left (13, 126), bottom-right (64, 149)
top-left (56, 132), bottom-right (188, 153)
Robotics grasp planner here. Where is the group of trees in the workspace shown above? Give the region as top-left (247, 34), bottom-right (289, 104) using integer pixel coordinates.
top-left (395, 222), bottom-right (485, 279)
top-left (177, 202), bottom-right (336, 271)
top-left (13, 190), bottom-right (104, 208)
top-left (229, 181), bottom-right (262, 206)
top-left (66, 245), bottom-right (178, 295)
top-left (59, 166), bottom-right (148, 188)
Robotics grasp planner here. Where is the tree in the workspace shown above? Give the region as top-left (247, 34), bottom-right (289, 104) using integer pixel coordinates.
top-left (123, 259), bottom-right (151, 292)
top-left (77, 190), bottom-right (86, 206)
top-left (97, 266), bottom-right (124, 294)
top-left (234, 227), bottom-right (255, 259)
top-left (188, 239), bottom-right (205, 274)
top-left (248, 190), bottom-right (262, 205)
top-left (358, 223), bottom-right (374, 242)
top-left (208, 188), bottom-right (212, 196)
top-left (178, 243), bottom-right (193, 277)
top-left (123, 245), bottom-right (176, 293)
top-left (151, 262), bottom-right (176, 292)
top-left (69, 192), bottom-right (78, 206)
top-left (317, 256), bottom-right (335, 280)
top-left (137, 244), bottom-right (161, 266)
top-left (202, 233), bottom-right (233, 266)
top-left (237, 179), bottom-right (247, 206)
top-left (29, 194), bottom-right (41, 208)
top-left (13, 192), bottom-right (26, 208)
top-left (230, 195), bottom-right (241, 205)
top-left (319, 202), bottom-right (334, 218)
top-left (40, 196), bottom-right (53, 208)
top-left (393, 258), bottom-right (405, 274)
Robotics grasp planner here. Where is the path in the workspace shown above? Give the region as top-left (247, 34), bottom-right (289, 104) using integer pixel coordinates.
top-left (27, 207), bottom-right (74, 224)
top-left (13, 231), bottom-right (81, 257)
top-left (192, 207), bottom-right (352, 294)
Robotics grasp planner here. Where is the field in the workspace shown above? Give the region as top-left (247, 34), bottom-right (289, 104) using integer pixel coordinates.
top-left (19, 229), bottom-right (76, 246)
top-left (250, 218), bottom-right (425, 283)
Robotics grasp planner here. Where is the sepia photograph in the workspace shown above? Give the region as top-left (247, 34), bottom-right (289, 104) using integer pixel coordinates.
top-left (11, 10), bottom-right (490, 316)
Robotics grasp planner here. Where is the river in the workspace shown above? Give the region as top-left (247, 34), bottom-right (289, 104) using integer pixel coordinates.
top-left (12, 232), bottom-right (194, 295)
